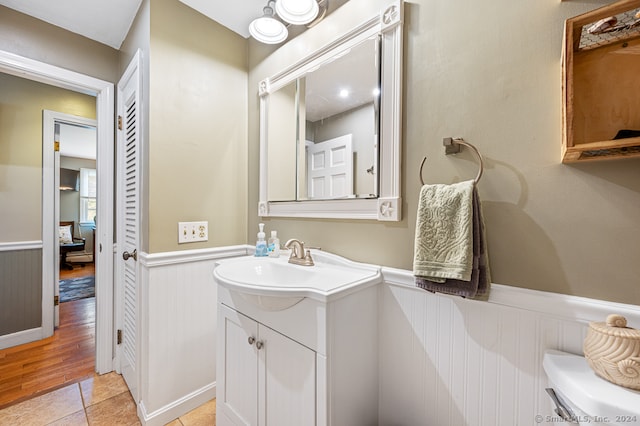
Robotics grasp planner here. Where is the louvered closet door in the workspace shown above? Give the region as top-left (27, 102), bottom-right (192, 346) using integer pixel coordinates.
top-left (117, 50), bottom-right (142, 401)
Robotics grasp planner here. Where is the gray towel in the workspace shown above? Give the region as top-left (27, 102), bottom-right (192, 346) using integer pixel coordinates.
top-left (414, 185), bottom-right (490, 300)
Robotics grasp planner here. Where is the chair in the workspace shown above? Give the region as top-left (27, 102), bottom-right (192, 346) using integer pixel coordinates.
top-left (59, 221), bottom-right (85, 270)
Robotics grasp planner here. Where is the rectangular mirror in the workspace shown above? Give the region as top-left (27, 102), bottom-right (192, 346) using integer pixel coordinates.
top-left (267, 37), bottom-right (381, 201)
top-left (301, 36), bottom-right (380, 200)
top-left (259, 0), bottom-right (403, 221)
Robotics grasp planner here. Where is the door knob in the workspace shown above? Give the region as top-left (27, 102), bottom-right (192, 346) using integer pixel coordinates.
top-left (122, 249), bottom-right (137, 261)
top-left (255, 341), bottom-right (264, 350)
top-left (248, 336), bottom-right (256, 345)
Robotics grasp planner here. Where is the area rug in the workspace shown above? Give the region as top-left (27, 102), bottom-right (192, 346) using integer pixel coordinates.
top-left (59, 276), bottom-right (95, 302)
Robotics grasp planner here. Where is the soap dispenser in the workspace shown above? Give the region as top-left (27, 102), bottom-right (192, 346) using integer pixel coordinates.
top-left (268, 230), bottom-right (280, 258)
top-left (255, 223), bottom-right (268, 257)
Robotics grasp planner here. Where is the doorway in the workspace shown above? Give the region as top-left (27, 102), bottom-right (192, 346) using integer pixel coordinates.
top-left (0, 50), bottom-right (115, 375)
top-left (52, 116), bottom-right (98, 327)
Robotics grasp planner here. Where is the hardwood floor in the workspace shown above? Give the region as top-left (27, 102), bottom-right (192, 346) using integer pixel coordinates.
top-left (60, 262), bottom-right (94, 280)
top-left (0, 265), bottom-right (95, 409)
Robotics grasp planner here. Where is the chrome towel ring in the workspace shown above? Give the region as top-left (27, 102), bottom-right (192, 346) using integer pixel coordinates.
top-left (419, 137), bottom-right (484, 185)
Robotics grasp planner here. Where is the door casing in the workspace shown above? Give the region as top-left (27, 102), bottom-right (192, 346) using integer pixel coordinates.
top-left (0, 49), bottom-right (115, 374)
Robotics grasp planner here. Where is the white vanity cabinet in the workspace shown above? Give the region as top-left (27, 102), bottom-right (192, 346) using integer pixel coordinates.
top-left (218, 304), bottom-right (316, 426)
top-left (214, 253), bottom-right (382, 426)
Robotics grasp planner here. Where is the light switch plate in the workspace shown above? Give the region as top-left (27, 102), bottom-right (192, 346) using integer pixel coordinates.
top-left (178, 221), bottom-right (208, 244)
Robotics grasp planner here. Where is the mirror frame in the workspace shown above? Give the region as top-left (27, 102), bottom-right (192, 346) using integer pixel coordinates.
top-left (258, 0), bottom-right (403, 221)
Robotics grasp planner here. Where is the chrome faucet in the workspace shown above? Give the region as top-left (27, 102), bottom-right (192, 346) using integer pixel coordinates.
top-left (284, 239), bottom-right (314, 266)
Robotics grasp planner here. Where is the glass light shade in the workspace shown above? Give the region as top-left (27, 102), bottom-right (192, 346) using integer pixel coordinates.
top-left (249, 12), bottom-right (288, 44)
top-left (275, 0), bottom-right (319, 25)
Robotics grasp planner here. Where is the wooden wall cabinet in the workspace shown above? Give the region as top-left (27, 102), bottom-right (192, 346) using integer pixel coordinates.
top-left (562, 0), bottom-right (640, 163)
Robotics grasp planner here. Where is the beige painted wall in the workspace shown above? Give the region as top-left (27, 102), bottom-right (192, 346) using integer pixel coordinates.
top-left (0, 73), bottom-right (96, 242)
top-left (147, 0), bottom-right (248, 253)
top-left (249, 0), bottom-right (640, 304)
top-left (267, 81), bottom-right (297, 201)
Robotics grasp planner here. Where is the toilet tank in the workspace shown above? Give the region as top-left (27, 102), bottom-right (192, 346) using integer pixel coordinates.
top-left (543, 349), bottom-right (640, 425)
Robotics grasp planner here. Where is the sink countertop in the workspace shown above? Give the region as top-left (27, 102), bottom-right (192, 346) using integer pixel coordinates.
top-left (213, 250), bottom-right (382, 303)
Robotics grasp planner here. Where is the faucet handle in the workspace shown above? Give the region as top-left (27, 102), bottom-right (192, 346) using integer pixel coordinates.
top-left (303, 250), bottom-right (315, 266)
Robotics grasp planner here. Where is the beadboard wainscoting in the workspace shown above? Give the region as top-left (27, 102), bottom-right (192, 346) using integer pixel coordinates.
top-left (135, 246), bottom-right (248, 426)
top-left (0, 241), bottom-right (44, 349)
top-left (378, 268), bottom-right (640, 426)
top-left (118, 246), bottom-right (639, 426)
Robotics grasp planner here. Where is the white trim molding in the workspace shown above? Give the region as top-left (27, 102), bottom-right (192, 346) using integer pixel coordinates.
top-left (0, 241), bottom-right (42, 252)
top-left (138, 382), bottom-right (216, 426)
top-left (0, 327), bottom-right (46, 350)
top-left (139, 245), bottom-right (250, 268)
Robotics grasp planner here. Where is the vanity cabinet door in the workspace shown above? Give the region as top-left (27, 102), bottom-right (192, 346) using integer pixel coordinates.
top-left (219, 304), bottom-right (317, 426)
top-left (258, 325), bottom-right (316, 426)
top-left (219, 305), bottom-right (259, 425)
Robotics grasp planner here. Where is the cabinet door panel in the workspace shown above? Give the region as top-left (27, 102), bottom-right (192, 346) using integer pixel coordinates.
top-left (259, 325), bottom-right (316, 426)
top-left (220, 305), bottom-right (259, 425)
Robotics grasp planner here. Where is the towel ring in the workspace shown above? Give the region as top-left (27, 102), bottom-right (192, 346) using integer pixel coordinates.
top-left (419, 137), bottom-right (484, 185)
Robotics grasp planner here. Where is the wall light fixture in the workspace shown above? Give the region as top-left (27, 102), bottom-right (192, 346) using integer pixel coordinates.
top-left (250, 0), bottom-right (327, 44)
top-left (249, 1), bottom-right (288, 44)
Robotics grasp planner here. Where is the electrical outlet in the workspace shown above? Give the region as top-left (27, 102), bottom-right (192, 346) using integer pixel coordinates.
top-left (178, 221), bottom-right (208, 244)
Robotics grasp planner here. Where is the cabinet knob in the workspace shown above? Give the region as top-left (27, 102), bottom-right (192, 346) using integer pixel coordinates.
top-left (256, 341), bottom-right (264, 350)
top-left (248, 336), bottom-right (256, 345)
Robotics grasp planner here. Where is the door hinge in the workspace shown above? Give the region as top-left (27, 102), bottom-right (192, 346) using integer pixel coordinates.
top-left (118, 115), bottom-right (123, 130)
top-left (54, 295), bottom-right (59, 306)
top-left (54, 141), bottom-right (60, 152)
top-left (117, 329), bottom-right (123, 345)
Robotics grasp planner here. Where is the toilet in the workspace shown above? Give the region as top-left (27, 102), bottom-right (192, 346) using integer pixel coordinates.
top-left (543, 349), bottom-right (640, 426)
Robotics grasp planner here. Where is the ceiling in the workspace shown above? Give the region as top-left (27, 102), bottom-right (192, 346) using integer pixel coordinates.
top-left (0, 0), bottom-right (346, 49)
top-left (0, 0), bottom-right (143, 49)
top-left (178, 0), bottom-right (268, 39)
top-left (305, 37), bottom-right (378, 122)
top-left (60, 122), bottom-right (97, 160)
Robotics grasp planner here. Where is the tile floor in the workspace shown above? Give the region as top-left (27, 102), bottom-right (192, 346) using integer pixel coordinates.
top-left (0, 372), bottom-right (216, 426)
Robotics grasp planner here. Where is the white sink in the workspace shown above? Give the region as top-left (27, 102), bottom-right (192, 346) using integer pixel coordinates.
top-left (214, 251), bottom-right (381, 310)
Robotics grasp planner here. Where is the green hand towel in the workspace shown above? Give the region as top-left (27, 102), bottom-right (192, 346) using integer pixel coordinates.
top-left (413, 180), bottom-right (475, 282)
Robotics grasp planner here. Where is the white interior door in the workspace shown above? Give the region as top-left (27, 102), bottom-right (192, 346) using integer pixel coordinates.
top-left (116, 50), bottom-right (142, 401)
top-left (307, 134), bottom-right (354, 199)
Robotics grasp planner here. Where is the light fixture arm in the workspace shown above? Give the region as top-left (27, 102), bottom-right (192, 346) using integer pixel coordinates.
top-left (306, 0), bottom-right (328, 28)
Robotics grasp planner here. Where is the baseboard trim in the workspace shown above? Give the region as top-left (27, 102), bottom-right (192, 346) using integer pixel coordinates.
top-left (0, 327), bottom-right (46, 350)
top-left (381, 267), bottom-right (640, 325)
top-left (138, 382), bottom-right (216, 426)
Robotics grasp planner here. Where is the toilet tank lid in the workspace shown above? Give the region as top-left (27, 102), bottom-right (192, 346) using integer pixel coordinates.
top-left (543, 350), bottom-right (640, 420)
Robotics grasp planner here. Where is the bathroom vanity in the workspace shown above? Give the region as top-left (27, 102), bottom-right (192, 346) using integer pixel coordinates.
top-left (214, 252), bottom-right (382, 426)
